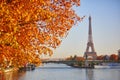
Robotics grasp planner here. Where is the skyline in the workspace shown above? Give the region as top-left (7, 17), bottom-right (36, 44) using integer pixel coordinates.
top-left (42, 0), bottom-right (120, 58)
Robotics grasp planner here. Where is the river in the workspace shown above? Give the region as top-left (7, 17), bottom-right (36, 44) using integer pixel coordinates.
top-left (1, 63), bottom-right (120, 80)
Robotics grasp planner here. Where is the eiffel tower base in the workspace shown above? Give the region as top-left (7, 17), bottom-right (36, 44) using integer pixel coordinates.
top-left (84, 52), bottom-right (97, 60)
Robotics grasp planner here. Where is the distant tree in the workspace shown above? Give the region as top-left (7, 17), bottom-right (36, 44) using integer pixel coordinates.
top-left (66, 55), bottom-right (85, 61)
top-left (75, 57), bottom-right (84, 61)
top-left (0, 0), bottom-right (82, 67)
top-left (73, 55), bottom-right (77, 60)
top-left (110, 54), bottom-right (118, 61)
top-left (97, 55), bottom-right (104, 60)
top-left (103, 55), bottom-right (109, 61)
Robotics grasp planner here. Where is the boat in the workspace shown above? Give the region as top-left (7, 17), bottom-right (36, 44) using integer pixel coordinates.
top-left (26, 64), bottom-right (36, 71)
top-left (94, 63), bottom-right (120, 69)
top-left (94, 65), bottom-right (110, 69)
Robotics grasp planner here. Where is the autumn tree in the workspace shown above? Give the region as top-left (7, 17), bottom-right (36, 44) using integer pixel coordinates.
top-left (97, 55), bottom-right (110, 61)
top-left (110, 54), bottom-right (118, 61)
top-left (0, 0), bottom-right (82, 67)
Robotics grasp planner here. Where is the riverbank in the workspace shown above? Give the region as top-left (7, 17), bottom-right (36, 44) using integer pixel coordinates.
top-left (67, 63), bottom-right (94, 69)
top-left (65, 60), bottom-right (95, 69)
top-left (19, 64), bottom-right (36, 71)
top-left (68, 62), bottom-right (120, 69)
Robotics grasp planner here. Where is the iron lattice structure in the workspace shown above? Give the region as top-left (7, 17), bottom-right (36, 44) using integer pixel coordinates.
top-left (84, 16), bottom-right (97, 60)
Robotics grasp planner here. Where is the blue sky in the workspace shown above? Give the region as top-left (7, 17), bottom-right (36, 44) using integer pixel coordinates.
top-left (43, 0), bottom-right (120, 58)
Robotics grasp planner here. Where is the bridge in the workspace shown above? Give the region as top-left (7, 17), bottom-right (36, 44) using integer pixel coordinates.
top-left (43, 60), bottom-right (78, 64)
top-left (42, 60), bottom-right (106, 67)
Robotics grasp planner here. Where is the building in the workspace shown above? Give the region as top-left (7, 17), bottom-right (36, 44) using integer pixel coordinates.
top-left (118, 49), bottom-right (120, 60)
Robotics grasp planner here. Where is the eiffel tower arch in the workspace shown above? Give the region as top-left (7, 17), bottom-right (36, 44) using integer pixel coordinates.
top-left (84, 16), bottom-right (97, 60)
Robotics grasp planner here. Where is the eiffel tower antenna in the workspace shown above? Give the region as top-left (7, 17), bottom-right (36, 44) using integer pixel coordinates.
top-left (84, 16), bottom-right (97, 60)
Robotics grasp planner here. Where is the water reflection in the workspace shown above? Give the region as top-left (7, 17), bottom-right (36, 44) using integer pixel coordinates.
top-left (0, 70), bottom-right (26, 80)
top-left (0, 71), bottom-right (16, 80)
top-left (85, 69), bottom-right (94, 80)
top-left (4, 71), bottom-right (13, 80)
top-left (17, 71), bottom-right (26, 80)
top-left (1, 63), bottom-right (120, 80)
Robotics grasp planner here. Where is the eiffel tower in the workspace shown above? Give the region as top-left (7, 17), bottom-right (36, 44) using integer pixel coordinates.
top-left (84, 16), bottom-right (97, 60)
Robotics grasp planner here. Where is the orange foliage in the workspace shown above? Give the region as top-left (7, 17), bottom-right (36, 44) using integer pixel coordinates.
top-left (0, 0), bottom-right (81, 67)
top-left (75, 57), bottom-right (84, 61)
top-left (97, 55), bottom-right (104, 60)
top-left (110, 54), bottom-right (118, 61)
top-left (66, 56), bottom-right (84, 61)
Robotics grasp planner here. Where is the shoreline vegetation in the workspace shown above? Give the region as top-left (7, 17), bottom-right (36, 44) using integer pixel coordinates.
top-left (66, 60), bottom-right (120, 69)
top-left (0, 60), bottom-right (120, 80)
top-left (64, 54), bottom-right (120, 68)
top-left (0, 53), bottom-right (120, 74)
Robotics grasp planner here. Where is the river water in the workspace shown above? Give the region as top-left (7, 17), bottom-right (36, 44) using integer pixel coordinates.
top-left (1, 63), bottom-right (120, 80)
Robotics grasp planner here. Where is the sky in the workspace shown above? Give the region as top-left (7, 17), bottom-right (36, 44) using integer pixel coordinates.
top-left (42, 0), bottom-right (120, 58)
